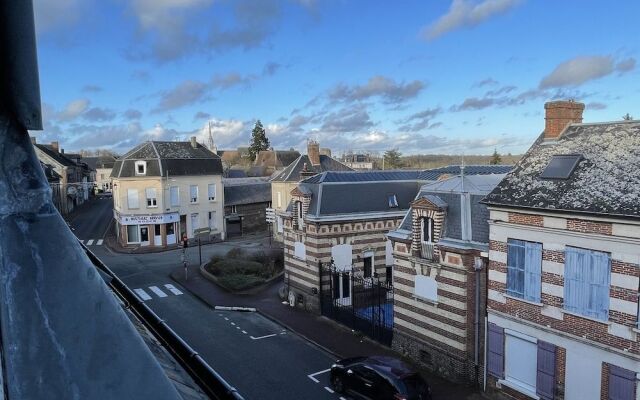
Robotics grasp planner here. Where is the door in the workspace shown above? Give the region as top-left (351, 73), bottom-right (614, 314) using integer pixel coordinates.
top-left (333, 272), bottom-right (351, 306)
top-left (154, 224), bottom-right (161, 245)
top-left (363, 251), bottom-right (374, 278)
top-left (565, 349), bottom-right (601, 400)
top-left (166, 223), bottom-right (176, 244)
top-left (140, 226), bottom-right (150, 246)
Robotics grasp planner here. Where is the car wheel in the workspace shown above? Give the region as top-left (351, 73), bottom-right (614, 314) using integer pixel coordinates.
top-left (331, 376), bottom-right (344, 393)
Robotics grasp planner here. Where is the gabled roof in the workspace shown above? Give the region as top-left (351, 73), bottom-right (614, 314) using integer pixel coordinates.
top-left (34, 144), bottom-right (77, 167)
top-left (83, 156), bottom-right (116, 170)
top-left (112, 141), bottom-right (223, 178)
top-left (254, 150), bottom-right (301, 168)
top-left (223, 177), bottom-right (271, 206)
top-left (270, 154), bottom-right (353, 182)
top-left (483, 121), bottom-right (640, 218)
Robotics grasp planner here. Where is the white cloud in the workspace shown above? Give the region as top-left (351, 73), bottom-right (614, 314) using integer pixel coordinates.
top-left (55, 99), bottom-right (90, 121)
top-left (34, 0), bottom-right (84, 33)
top-left (194, 119), bottom-right (247, 148)
top-left (423, 0), bottom-right (521, 40)
top-left (539, 56), bottom-right (615, 89)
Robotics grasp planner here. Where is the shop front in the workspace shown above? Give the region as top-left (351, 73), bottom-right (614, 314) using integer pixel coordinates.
top-left (115, 211), bottom-right (180, 247)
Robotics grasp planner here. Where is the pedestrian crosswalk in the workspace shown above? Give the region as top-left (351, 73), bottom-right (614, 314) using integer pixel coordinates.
top-left (79, 239), bottom-right (104, 246)
top-left (134, 284), bottom-right (183, 301)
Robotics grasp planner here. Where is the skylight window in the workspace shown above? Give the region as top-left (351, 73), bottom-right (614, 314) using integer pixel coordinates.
top-left (388, 194), bottom-right (398, 208)
top-left (540, 154), bottom-right (582, 179)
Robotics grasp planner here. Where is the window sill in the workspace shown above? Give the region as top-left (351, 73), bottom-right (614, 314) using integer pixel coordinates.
top-left (147, 206), bottom-right (158, 209)
top-left (632, 327), bottom-right (640, 334)
top-left (504, 294), bottom-right (543, 307)
top-left (209, 199), bottom-right (216, 202)
top-left (497, 379), bottom-right (539, 400)
top-left (190, 202), bottom-right (199, 205)
top-left (413, 295), bottom-right (438, 305)
top-left (561, 309), bottom-right (611, 325)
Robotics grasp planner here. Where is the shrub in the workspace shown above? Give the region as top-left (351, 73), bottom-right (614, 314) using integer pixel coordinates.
top-left (217, 274), bottom-right (265, 291)
top-left (226, 248), bottom-right (246, 259)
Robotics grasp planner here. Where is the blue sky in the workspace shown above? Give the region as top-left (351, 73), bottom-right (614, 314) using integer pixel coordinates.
top-left (33, 0), bottom-right (640, 156)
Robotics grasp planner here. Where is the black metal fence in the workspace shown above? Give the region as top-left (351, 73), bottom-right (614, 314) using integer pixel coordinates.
top-left (319, 263), bottom-right (394, 346)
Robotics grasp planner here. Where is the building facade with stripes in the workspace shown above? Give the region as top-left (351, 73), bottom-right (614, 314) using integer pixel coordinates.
top-left (483, 101), bottom-right (640, 400)
top-left (387, 173), bottom-right (506, 385)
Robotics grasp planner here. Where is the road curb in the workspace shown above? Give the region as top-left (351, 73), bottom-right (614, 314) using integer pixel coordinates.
top-left (214, 306), bottom-right (256, 312)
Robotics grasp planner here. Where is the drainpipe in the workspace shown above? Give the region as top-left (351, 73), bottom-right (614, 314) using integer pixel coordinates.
top-left (473, 256), bottom-right (484, 387)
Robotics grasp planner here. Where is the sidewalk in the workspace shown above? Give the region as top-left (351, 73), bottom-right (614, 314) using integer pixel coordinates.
top-left (171, 265), bottom-right (483, 400)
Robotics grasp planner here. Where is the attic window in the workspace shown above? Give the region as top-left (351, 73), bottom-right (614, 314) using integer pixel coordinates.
top-left (388, 194), bottom-right (398, 208)
top-left (540, 154), bottom-right (582, 179)
top-left (135, 161), bottom-right (146, 175)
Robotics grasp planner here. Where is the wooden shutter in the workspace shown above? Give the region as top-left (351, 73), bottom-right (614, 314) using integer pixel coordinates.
top-left (536, 341), bottom-right (556, 400)
top-left (609, 365), bottom-right (636, 400)
top-left (487, 323), bottom-right (504, 378)
top-left (524, 242), bottom-right (542, 302)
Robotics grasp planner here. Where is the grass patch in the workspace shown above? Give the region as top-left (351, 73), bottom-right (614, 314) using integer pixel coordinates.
top-left (204, 249), bottom-right (284, 292)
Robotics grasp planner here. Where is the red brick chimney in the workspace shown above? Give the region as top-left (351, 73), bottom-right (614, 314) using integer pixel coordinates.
top-left (307, 140), bottom-right (320, 166)
top-left (51, 141), bottom-right (59, 152)
top-left (544, 100), bottom-right (585, 140)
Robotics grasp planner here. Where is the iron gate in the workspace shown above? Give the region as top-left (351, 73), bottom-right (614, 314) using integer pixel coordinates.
top-left (319, 263), bottom-right (393, 345)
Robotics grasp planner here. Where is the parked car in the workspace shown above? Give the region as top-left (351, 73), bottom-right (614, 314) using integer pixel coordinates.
top-left (330, 356), bottom-right (432, 400)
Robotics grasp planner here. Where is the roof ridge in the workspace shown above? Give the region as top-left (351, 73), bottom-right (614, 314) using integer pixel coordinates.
top-left (150, 141), bottom-right (163, 177)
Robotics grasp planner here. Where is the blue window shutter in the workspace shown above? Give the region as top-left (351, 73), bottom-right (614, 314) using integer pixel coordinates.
top-left (507, 239), bottom-right (525, 297)
top-left (609, 365), bottom-right (636, 400)
top-left (589, 251), bottom-right (610, 321)
top-left (536, 341), bottom-right (556, 400)
top-left (525, 242), bottom-right (542, 302)
top-left (565, 247), bottom-right (610, 321)
top-left (487, 323), bottom-right (504, 378)
top-left (564, 247), bottom-right (587, 314)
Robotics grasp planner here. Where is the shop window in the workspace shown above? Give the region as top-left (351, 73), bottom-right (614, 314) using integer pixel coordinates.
top-left (154, 224), bottom-right (161, 236)
top-left (126, 225), bottom-right (139, 243)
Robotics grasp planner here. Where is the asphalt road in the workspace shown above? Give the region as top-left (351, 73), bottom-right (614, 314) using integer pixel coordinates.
top-left (70, 198), bottom-right (349, 400)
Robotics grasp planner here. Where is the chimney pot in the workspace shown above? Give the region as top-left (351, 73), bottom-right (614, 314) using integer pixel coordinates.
top-left (544, 100), bottom-right (585, 140)
top-left (51, 141), bottom-right (59, 152)
top-left (307, 140), bottom-right (320, 166)
top-left (190, 136), bottom-right (197, 149)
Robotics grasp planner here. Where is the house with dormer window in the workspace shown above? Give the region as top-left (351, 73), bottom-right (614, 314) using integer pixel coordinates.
top-left (387, 172), bottom-right (506, 385)
top-left (483, 101), bottom-right (640, 400)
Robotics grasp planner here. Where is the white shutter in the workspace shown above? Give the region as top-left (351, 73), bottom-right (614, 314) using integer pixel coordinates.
top-left (415, 275), bottom-right (438, 302)
top-left (145, 188), bottom-right (156, 199)
top-left (170, 186), bottom-right (179, 206)
top-left (190, 185), bottom-right (198, 202)
top-left (294, 242), bottom-right (306, 260)
top-left (127, 189), bottom-right (139, 209)
top-left (208, 183), bottom-right (216, 201)
top-left (331, 244), bottom-right (353, 271)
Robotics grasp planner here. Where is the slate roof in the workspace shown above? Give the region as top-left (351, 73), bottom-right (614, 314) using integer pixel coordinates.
top-left (34, 144), bottom-right (77, 167)
top-left (112, 141), bottom-right (223, 178)
top-left (83, 156), bottom-right (116, 170)
top-left (40, 162), bottom-right (61, 182)
top-left (223, 177), bottom-right (271, 206)
top-left (254, 150), bottom-right (300, 168)
top-left (483, 121), bottom-right (640, 218)
top-left (302, 170), bottom-right (423, 184)
top-left (227, 169), bottom-right (247, 178)
top-left (270, 155), bottom-right (353, 182)
top-left (396, 174), bottom-right (506, 244)
top-left (417, 165), bottom-right (513, 181)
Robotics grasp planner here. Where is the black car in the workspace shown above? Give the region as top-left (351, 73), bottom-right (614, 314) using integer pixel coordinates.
top-left (330, 356), bottom-right (432, 400)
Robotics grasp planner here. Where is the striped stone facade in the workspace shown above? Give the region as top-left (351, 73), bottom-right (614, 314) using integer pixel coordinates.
top-left (486, 209), bottom-right (640, 400)
top-left (282, 190), bottom-right (403, 313)
top-left (391, 200), bottom-right (488, 385)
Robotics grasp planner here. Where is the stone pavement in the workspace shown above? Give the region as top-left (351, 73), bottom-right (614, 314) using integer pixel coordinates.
top-left (171, 264), bottom-right (485, 400)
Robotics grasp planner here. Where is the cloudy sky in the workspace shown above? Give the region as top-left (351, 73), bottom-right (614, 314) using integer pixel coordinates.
top-left (33, 0), bottom-right (639, 156)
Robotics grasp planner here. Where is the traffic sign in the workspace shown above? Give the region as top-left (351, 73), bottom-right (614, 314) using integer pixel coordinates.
top-left (265, 207), bottom-right (276, 223)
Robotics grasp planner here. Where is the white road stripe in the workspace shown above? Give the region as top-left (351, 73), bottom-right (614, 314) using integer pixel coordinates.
top-left (340, 397), bottom-right (347, 400)
top-left (148, 286), bottom-right (167, 298)
top-left (134, 288), bottom-right (152, 301)
top-left (242, 330), bottom-right (247, 334)
top-left (250, 334), bottom-right (277, 340)
top-left (324, 387), bottom-right (334, 394)
top-left (164, 284), bottom-right (183, 295)
top-left (308, 368), bottom-right (331, 383)
top-left (96, 239), bottom-right (104, 245)
top-left (224, 317), bottom-right (229, 321)
top-left (79, 239), bottom-right (84, 244)
top-left (86, 239), bottom-right (94, 245)
top-left (231, 322), bottom-right (236, 326)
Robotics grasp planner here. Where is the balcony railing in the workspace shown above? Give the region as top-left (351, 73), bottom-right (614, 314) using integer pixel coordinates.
top-left (421, 241), bottom-right (435, 260)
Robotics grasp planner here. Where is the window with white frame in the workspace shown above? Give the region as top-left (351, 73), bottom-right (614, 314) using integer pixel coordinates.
top-left (135, 161), bottom-right (146, 175)
top-left (170, 186), bottom-right (179, 207)
top-left (421, 217), bottom-right (435, 243)
top-left (127, 188), bottom-right (139, 209)
top-left (145, 188), bottom-right (157, 207)
top-left (506, 239), bottom-right (542, 302)
top-left (190, 185), bottom-right (198, 203)
top-left (564, 247), bottom-right (611, 321)
top-left (208, 183), bottom-right (216, 201)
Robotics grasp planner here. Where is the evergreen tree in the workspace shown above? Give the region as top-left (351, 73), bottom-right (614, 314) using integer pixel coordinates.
top-left (622, 113), bottom-right (634, 121)
top-left (248, 120), bottom-right (270, 161)
top-left (490, 148), bottom-right (502, 165)
top-left (383, 148), bottom-right (402, 169)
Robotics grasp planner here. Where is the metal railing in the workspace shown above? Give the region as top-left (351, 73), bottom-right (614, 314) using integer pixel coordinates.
top-left (82, 245), bottom-right (245, 400)
top-left (421, 241), bottom-right (435, 260)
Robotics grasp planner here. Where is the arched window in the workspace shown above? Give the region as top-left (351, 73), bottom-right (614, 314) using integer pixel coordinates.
top-left (420, 217), bottom-right (435, 243)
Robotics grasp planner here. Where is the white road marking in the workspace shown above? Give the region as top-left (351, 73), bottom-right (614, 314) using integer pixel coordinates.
top-left (324, 387), bottom-right (334, 394)
top-left (86, 239), bottom-right (94, 245)
top-left (134, 288), bottom-right (152, 301)
top-left (230, 322), bottom-right (236, 326)
top-left (236, 326), bottom-right (240, 330)
top-left (164, 284), bottom-right (183, 295)
top-left (224, 317), bottom-right (229, 321)
top-left (242, 330), bottom-right (247, 334)
top-left (96, 239), bottom-right (104, 245)
top-left (308, 368), bottom-right (331, 383)
top-left (250, 334), bottom-right (277, 340)
top-left (340, 397), bottom-right (347, 400)
top-left (79, 239), bottom-right (84, 244)
top-left (148, 286), bottom-right (167, 298)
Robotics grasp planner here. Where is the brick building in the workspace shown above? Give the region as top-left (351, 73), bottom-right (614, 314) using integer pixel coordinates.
top-left (483, 101), bottom-right (640, 400)
top-left (388, 173), bottom-right (506, 385)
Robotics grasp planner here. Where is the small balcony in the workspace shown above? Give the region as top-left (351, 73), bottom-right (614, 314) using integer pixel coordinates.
top-left (420, 241), bottom-right (435, 261)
